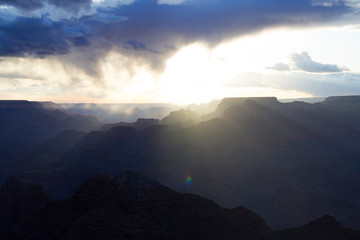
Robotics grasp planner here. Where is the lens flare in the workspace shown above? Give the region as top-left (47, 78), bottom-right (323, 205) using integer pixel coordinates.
top-left (185, 176), bottom-right (192, 186)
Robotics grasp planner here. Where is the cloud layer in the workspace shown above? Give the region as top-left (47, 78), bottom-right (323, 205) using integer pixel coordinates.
top-left (0, 0), bottom-right (358, 73)
top-left (1, 0), bottom-right (360, 103)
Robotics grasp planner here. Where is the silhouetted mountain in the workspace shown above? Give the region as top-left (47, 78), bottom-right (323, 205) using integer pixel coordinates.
top-left (5, 96), bottom-right (360, 229)
top-left (1, 174), bottom-right (359, 240)
top-left (0, 172), bottom-right (268, 240)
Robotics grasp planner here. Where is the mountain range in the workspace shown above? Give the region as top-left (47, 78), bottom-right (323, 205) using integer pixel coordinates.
top-left (1, 96), bottom-right (360, 229)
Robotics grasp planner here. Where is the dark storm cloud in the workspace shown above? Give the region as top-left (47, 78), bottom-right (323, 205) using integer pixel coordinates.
top-left (0, 0), bottom-right (357, 72)
top-left (0, 0), bottom-right (44, 10)
top-left (113, 0), bottom-right (350, 44)
top-left (0, 0), bottom-right (92, 12)
top-left (72, 37), bottom-right (90, 47)
top-left (48, 0), bottom-right (91, 9)
top-left (86, 0), bottom-right (354, 70)
top-left (0, 16), bottom-right (98, 57)
top-left (290, 52), bottom-right (346, 72)
top-left (0, 17), bottom-right (69, 56)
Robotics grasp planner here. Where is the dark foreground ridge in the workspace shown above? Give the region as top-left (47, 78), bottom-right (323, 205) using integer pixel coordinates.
top-left (0, 172), bottom-right (267, 240)
top-left (0, 172), bottom-right (359, 240)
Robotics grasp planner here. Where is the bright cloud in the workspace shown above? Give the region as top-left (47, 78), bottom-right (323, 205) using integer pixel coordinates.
top-left (290, 52), bottom-right (347, 73)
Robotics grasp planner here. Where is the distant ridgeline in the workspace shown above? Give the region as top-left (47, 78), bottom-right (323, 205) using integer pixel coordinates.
top-left (0, 100), bottom-right (58, 109)
top-left (202, 97), bottom-right (279, 121)
top-left (1, 95), bottom-right (360, 231)
top-left (323, 95), bottom-right (360, 103)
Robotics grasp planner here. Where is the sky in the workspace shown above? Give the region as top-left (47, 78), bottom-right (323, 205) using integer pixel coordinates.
top-left (0, 0), bottom-right (359, 104)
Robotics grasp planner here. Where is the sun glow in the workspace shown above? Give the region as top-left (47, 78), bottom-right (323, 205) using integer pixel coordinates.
top-left (160, 43), bottom-right (225, 104)
top-left (159, 28), bottom-right (317, 104)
